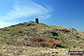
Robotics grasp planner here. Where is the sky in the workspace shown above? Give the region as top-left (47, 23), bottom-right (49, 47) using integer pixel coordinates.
top-left (0, 0), bottom-right (84, 31)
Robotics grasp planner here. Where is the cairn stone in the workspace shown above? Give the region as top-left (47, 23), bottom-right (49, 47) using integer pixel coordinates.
top-left (35, 18), bottom-right (39, 24)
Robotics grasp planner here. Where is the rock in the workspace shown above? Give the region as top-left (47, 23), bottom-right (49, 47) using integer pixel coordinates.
top-left (51, 32), bottom-right (59, 36)
top-left (60, 29), bottom-right (70, 33)
top-left (35, 18), bottom-right (39, 24)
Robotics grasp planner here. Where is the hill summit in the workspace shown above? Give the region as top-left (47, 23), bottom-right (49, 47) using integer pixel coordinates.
top-left (0, 18), bottom-right (84, 49)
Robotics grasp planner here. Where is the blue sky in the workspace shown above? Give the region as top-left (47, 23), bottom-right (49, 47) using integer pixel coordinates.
top-left (0, 0), bottom-right (84, 31)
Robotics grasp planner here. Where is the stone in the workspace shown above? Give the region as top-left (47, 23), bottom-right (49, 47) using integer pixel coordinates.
top-left (35, 18), bottom-right (39, 24)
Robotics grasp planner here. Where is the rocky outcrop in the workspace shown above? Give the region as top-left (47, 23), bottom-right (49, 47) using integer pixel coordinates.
top-left (10, 21), bottom-right (36, 27)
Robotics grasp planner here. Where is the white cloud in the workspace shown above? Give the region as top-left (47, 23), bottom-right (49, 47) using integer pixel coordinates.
top-left (0, 0), bottom-right (53, 28)
top-left (0, 21), bottom-right (13, 28)
top-left (38, 15), bottom-right (52, 19)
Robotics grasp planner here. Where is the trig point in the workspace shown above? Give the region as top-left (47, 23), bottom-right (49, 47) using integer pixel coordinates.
top-left (35, 18), bottom-right (39, 24)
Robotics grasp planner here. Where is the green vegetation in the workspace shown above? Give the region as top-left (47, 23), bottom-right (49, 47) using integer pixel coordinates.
top-left (0, 21), bottom-right (84, 49)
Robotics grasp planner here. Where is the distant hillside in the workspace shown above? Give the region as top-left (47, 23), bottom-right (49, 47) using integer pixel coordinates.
top-left (0, 21), bottom-right (84, 49)
top-left (80, 32), bottom-right (84, 34)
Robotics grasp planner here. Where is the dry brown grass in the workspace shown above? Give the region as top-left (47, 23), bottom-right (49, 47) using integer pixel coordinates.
top-left (0, 44), bottom-right (70, 56)
top-left (25, 36), bottom-right (62, 48)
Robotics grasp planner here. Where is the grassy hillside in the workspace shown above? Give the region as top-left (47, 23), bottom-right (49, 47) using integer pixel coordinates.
top-left (0, 21), bottom-right (84, 49)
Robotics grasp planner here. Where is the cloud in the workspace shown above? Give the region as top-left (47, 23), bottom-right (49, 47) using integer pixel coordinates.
top-left (0, 21), bottom-right (13, 28)
top-left (0, 0), bottom-right (53, 28)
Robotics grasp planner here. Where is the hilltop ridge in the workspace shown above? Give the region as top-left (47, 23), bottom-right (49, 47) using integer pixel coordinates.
top-left (0, 19), bottom-right (84, 56)
top-left (0, 20), bottom-right (84, 49)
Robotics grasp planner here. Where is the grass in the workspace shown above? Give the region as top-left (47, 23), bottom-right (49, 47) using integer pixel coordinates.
top-left (0, 21), bottom-right (83, 49)
top-left (0, 21), bottom-right (84, 56)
